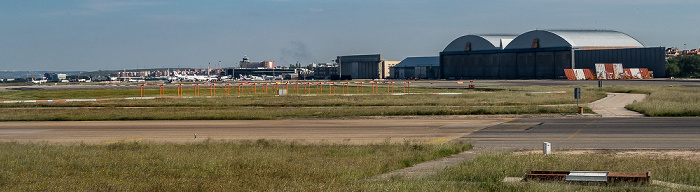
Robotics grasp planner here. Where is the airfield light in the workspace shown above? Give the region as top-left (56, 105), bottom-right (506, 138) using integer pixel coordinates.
top-left (159, 84), bottom-right (165, 97)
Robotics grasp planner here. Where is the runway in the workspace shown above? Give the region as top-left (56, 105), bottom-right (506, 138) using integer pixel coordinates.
top-left (2, 117), bottom-right (700, 149)
top-left (461, 117), bottom-right (700, 150)
top-left (0, 117), bottom-right (502, 144)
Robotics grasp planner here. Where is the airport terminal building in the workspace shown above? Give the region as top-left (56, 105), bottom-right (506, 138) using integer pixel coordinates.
top-left (440, 30), bottom-right (666, 79)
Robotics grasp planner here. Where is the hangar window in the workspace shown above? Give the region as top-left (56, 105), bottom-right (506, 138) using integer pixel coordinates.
top-left (531, 39), bottom-right (539, 48)
top-left (465, 42), bottom-right (471, 51)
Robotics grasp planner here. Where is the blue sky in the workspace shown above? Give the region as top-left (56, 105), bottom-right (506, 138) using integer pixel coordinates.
top-left (1, 0), bottom-right (698, 71)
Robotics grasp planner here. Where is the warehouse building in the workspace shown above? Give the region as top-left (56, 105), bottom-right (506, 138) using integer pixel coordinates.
top-left (391, 56), bottom-right (440, 79)
top-left (440, 30), bottom-right (666, 79)
top-left (337, 54), bottom-right (399, 80)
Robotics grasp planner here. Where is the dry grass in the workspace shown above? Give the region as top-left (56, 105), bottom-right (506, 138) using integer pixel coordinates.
top-left (0, 140), bottom-right (470, 191)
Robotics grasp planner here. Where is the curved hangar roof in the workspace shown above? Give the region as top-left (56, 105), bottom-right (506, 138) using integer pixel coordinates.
top-left (504, 30), bottom-right (644, 49)
top-left (443, 34), bottom-right (518, 52)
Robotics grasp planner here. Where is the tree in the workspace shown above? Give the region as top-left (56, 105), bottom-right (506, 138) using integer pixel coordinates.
top-left (667, 55), bottom-right (700, 77)
top-left (666, 58), bottom-right (680, 77)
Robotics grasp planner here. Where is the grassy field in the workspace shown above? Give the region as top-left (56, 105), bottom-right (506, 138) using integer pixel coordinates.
top-left (0, 140), bottom-right (470, 191)
top-left (428, 152), bottom-right (700, 191)
top-left (1, 141), bottom-right (698, 191)
top-left (0, 85), bottom-right (600, 121)
top-left (2, 84), bottom-right (700, 120)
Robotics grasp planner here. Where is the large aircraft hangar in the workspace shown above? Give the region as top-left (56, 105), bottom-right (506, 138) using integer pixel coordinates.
top-left (440, 30), bottom-right (666, 79)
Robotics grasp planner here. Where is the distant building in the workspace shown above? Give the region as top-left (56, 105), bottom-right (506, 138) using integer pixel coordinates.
top-left (283, 73), bottom-right (299, 80)
top-left (44, 73), bottom-right (67, 81)
top-left (312, 63), bottom-right (338, 79)
top-left (337, 54), bottom-right (399, 79)
top-left (240, 56), bottom-right (274, 68)
top-left (391, 56), bottom-right (440, 79)
top-left (223, 68), bottom-right (295, 78)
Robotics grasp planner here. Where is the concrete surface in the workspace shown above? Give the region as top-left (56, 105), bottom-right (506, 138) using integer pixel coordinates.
top-left (588, 93), bottom-right (647, 117)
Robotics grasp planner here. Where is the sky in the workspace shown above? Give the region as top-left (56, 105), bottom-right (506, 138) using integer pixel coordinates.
top-left (1, 0), bottom-right (699, 71)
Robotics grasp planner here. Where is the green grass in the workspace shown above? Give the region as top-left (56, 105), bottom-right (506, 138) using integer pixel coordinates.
top-left (2, 141), bottom-right (698, 191)
top-left (0, 85), bottom-right (601, 121)
top-left (0, 140), bottom-right (470, 191)
top-left (426, 152), bottom-right (700, 191)
top-left (5, 84), bottom-right (700, 119)
top-left (623, 86), bottom-right (700, 116)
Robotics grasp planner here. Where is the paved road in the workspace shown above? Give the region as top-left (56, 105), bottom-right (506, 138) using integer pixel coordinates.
top-left (460, 117), bottom-right (700, 150)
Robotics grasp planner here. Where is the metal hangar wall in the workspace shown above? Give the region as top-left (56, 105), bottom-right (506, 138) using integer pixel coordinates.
top-left (440, 30), bottom-right (666, 79)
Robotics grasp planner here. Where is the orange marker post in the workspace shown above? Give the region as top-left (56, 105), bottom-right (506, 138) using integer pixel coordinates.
top-left (328, 83), bottom-right (332, 95)
top-left (139, 84), bottom-right (144, 97)
top-left (159, 84), bottom-right (165, 97)
top-left (355, 82), bottom-right (363, 94)
top-left (387, 82), bottom-right (395, 94)
top-left (238, 83), bottom-right (243, 96)
top-left (406, 82), bottom-right (410, 93)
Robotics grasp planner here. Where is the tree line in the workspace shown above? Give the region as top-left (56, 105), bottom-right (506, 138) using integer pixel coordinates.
top-left (667, 55), bottom-right (700, 78)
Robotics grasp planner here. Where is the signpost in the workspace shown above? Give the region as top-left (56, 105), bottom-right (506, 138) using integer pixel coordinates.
top-left (574, 88), bottom-right (582, 114)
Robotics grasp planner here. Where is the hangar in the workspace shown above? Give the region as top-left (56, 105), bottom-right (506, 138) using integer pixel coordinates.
top-left (440, 30), bottom-right (666, 79)
top-left (337, 54), bottom-right (399, 80)
top-left (391, 56), bottom-right (440, 79)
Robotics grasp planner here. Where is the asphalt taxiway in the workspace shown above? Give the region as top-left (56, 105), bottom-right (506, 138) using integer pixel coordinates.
top-left (461, 117), bottom-right (700, 150)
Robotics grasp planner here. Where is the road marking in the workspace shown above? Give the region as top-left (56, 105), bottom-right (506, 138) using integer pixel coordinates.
top-left (587, 120), bottom-right (598, 126)
top-left (96, 137), bottom-right (150, 145)
top-left (424, 138), bottom-right (452, 144)
top-left (464, 138), bottom-right (700, 141)
top-left (567, 129), bottom-right (582, 139)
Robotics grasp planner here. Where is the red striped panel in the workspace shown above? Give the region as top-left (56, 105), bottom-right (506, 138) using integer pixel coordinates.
top-left (582, 69), bottom-right (595, 80)
top-left (564, 69), bottom-right (576, 80)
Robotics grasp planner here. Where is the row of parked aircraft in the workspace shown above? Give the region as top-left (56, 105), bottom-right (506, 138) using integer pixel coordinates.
top-left (29, 72), bottom-right (284, 84)
top-left (165, 72), bottom-right (283, 83)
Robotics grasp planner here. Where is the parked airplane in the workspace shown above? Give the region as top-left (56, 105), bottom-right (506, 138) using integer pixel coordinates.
top-left (31, 78), bottom-right (47, 84)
